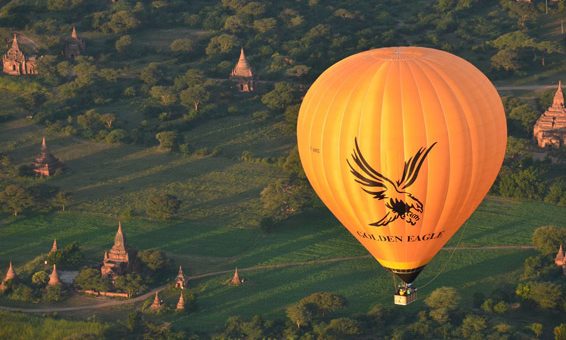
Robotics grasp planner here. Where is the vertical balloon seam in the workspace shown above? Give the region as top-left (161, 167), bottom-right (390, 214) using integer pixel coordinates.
top-left (316, 59), bottom-right (369, 230)
top-left (349, 60), bottom-right (390, 245)
top-left (404, 59), bottom-right (436, 267)
top-left (459, 67), bottom-right (504, 219)
top-left (417, 58), bottom-right (471, 260)
top-left (378, 59), bottom-right (402, 264)
top-left (412, 57), bottom-right (453, 268)
top-left (398, 60), bottom-right (410, 265)
top-left (303, 62), bottom-right (353, 219)
top-left (333, 59), bottom-right (381, 239)
top-left (424, 59), bottom-right (498, 231)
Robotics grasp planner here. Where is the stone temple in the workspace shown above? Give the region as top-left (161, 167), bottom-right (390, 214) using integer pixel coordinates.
top-left (32, 137), bottom-right (63, 177)
top-left (533, 81), bottom-right (566, 148)
top-left (3, 34), bottom-right (37, 76)
top-left (230, 48), bottom-right (255, 92)
top-left (63, 26), bottom-right (86, 60)
top-left (101, 222), bottom-right (133, 277)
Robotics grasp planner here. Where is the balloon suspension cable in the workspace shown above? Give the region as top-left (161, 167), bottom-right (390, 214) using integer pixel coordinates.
top-left (417, 223), bottom-right (468, 291)
top-left (390, 271), bottom-right (398, 290)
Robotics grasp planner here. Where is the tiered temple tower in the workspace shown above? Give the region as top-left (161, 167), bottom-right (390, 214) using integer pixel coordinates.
top-left (32, 137), bottom-right (63, 177)
top-left (49, 239), bottom-right (58, 254)
top-left (3, 34), bottom-right (37, 75)
top-left (533, 81), bottom-right (566, 148)
top-left (230, 48), bottom-right (255, 92)
top-left (175, 266), bottom-right (187, 289)
top-left (64, 26), bottom-right (85, 59)
top-left (101, 222), bottom-right (132, 277)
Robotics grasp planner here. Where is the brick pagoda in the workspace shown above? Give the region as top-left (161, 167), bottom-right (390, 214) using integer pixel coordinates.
top-left (32, 137), bottom-right (63, 177)
top-left (3, 34), bottom-right (37, 75)
top-left (101, 222), bottom-right (133, 277)
top-left (230, 48), bottom-right (255, 92)
top-left (63, 26), bottom-right (85, 59)
top-left (533, 81), bottom-right (566, 148)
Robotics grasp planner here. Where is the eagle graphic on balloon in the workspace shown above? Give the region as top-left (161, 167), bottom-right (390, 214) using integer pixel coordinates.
top-left (347, 138), bottom-right (436, 227)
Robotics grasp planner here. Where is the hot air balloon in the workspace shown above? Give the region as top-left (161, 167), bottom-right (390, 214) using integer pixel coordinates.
top-left (297, 47), bottom-right (506, 305)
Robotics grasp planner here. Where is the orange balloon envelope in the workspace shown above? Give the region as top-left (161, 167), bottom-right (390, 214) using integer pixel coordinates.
top-left (297, 47), bottom-right (507, 283)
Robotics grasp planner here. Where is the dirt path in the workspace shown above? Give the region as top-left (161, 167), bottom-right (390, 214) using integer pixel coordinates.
top-left (496, 85), bottom-right (555, 91)
top-left (0, 244), bottom-right (534, 314)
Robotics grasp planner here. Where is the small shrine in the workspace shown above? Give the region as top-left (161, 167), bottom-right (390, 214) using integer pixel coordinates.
top-left (176, 292), bottom-right (185, 311)
top-left (63, 26), bottom-right (86, 59)
top-left (533, 81), bottom-right (566, 148)
top-left (230, 48), bottom-right (255, 92)
top-left (48, 264), bottom-right (61, 286)
top-left (230, 267), bottom-right (242, 286)
top-left (555, 244), bottom-right (566, 275)
top-left (150, 291), bottom-right (162, 311)
top-left (0, 262), bottom-right (17, 291)
top-left (32, 137), bottom-right (64, 177)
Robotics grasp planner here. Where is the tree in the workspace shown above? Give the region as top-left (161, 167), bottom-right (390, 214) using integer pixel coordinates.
top-left (532, 226), bottom-right (566, 255)
top-left (108, 11), bottom-right (140, 33)
top-left (146, 193), bottom-right (181, 220)
top-left (205, 34), bottom-right (239, 56)
top-left (115, 35), bottom-right (132, 54)
top-left (286, 302), bottom-right (314, 328)
top-left (44, 285), bottom-right (62, 302)
top-left (555, 323), bottom-right (566, 340)
top-left (261, 82), bottom-right (297, 110)
top-left (425, 287), bottom-right (461, 311)
top-left (137, 249), bottom-right (170, 273)
top-left (460, 314), bottom-right (487, 338)
top-left (300, 292), bottom-right (347, 317)
top-left (74, 268), bottom-right (112, 291)
top-left (528, 282), bottom-right (562, 310)
top-left (170, 39), bottom-right (194, 54)
top-left (155, 131), bottom-right (178, 151)
top-left (260, 178), bottom-right (312, 222)
top-left (31, 271), bottom-right (49, 287)
top-left (0, 184), bottom-right (33, 216)
top-left (140, 63), bottom-right (163, 86)
top-left (528, 322), bottom-right (543, 338)
top-left (318, 318), bottom-right (362, 339)
top-left (114, 273), bottom-right (147, 297)
top-left (180, 85), bottom-right (210, 112)
top-left (52, 191), bottom-right (71, 212)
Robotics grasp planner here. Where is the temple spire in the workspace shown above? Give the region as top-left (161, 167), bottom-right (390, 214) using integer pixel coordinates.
top-left (552, 80), bottom-right (564, 109)
top-left (50, 239), bottom-right (58, 254)
top-left (556, 244), bottom-right (565, 264)
top-left (113, 221), bottom-right (126, 251)
top-left (11, 34), bottom-right (19, 51)
top-left (48, 264), bottom-right (61, 286)
top-left (4, 261), bottom-right (16, 282)
top-left (71, 26), bottom-right (78, 40)
top-left (41, 136), bottom-right (47, 151)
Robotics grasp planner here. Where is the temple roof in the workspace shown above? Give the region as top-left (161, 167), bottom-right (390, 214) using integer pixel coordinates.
top-left (48, 264), bottom-right (61, 286)
top-left (71, 26), bottom-right (78, 40)
top-left (552, 80), bottom-right (564, 110)
top-left (231, 48), bottom-right (253, 78)
top-left (11, 34), bottom-right (19, 51)
top-left (34, 137), bottom-right (62, 167)
top-left (111, 221), bottom-right (127, 254)
top-left (151, 291), bottom-right (162, 310)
